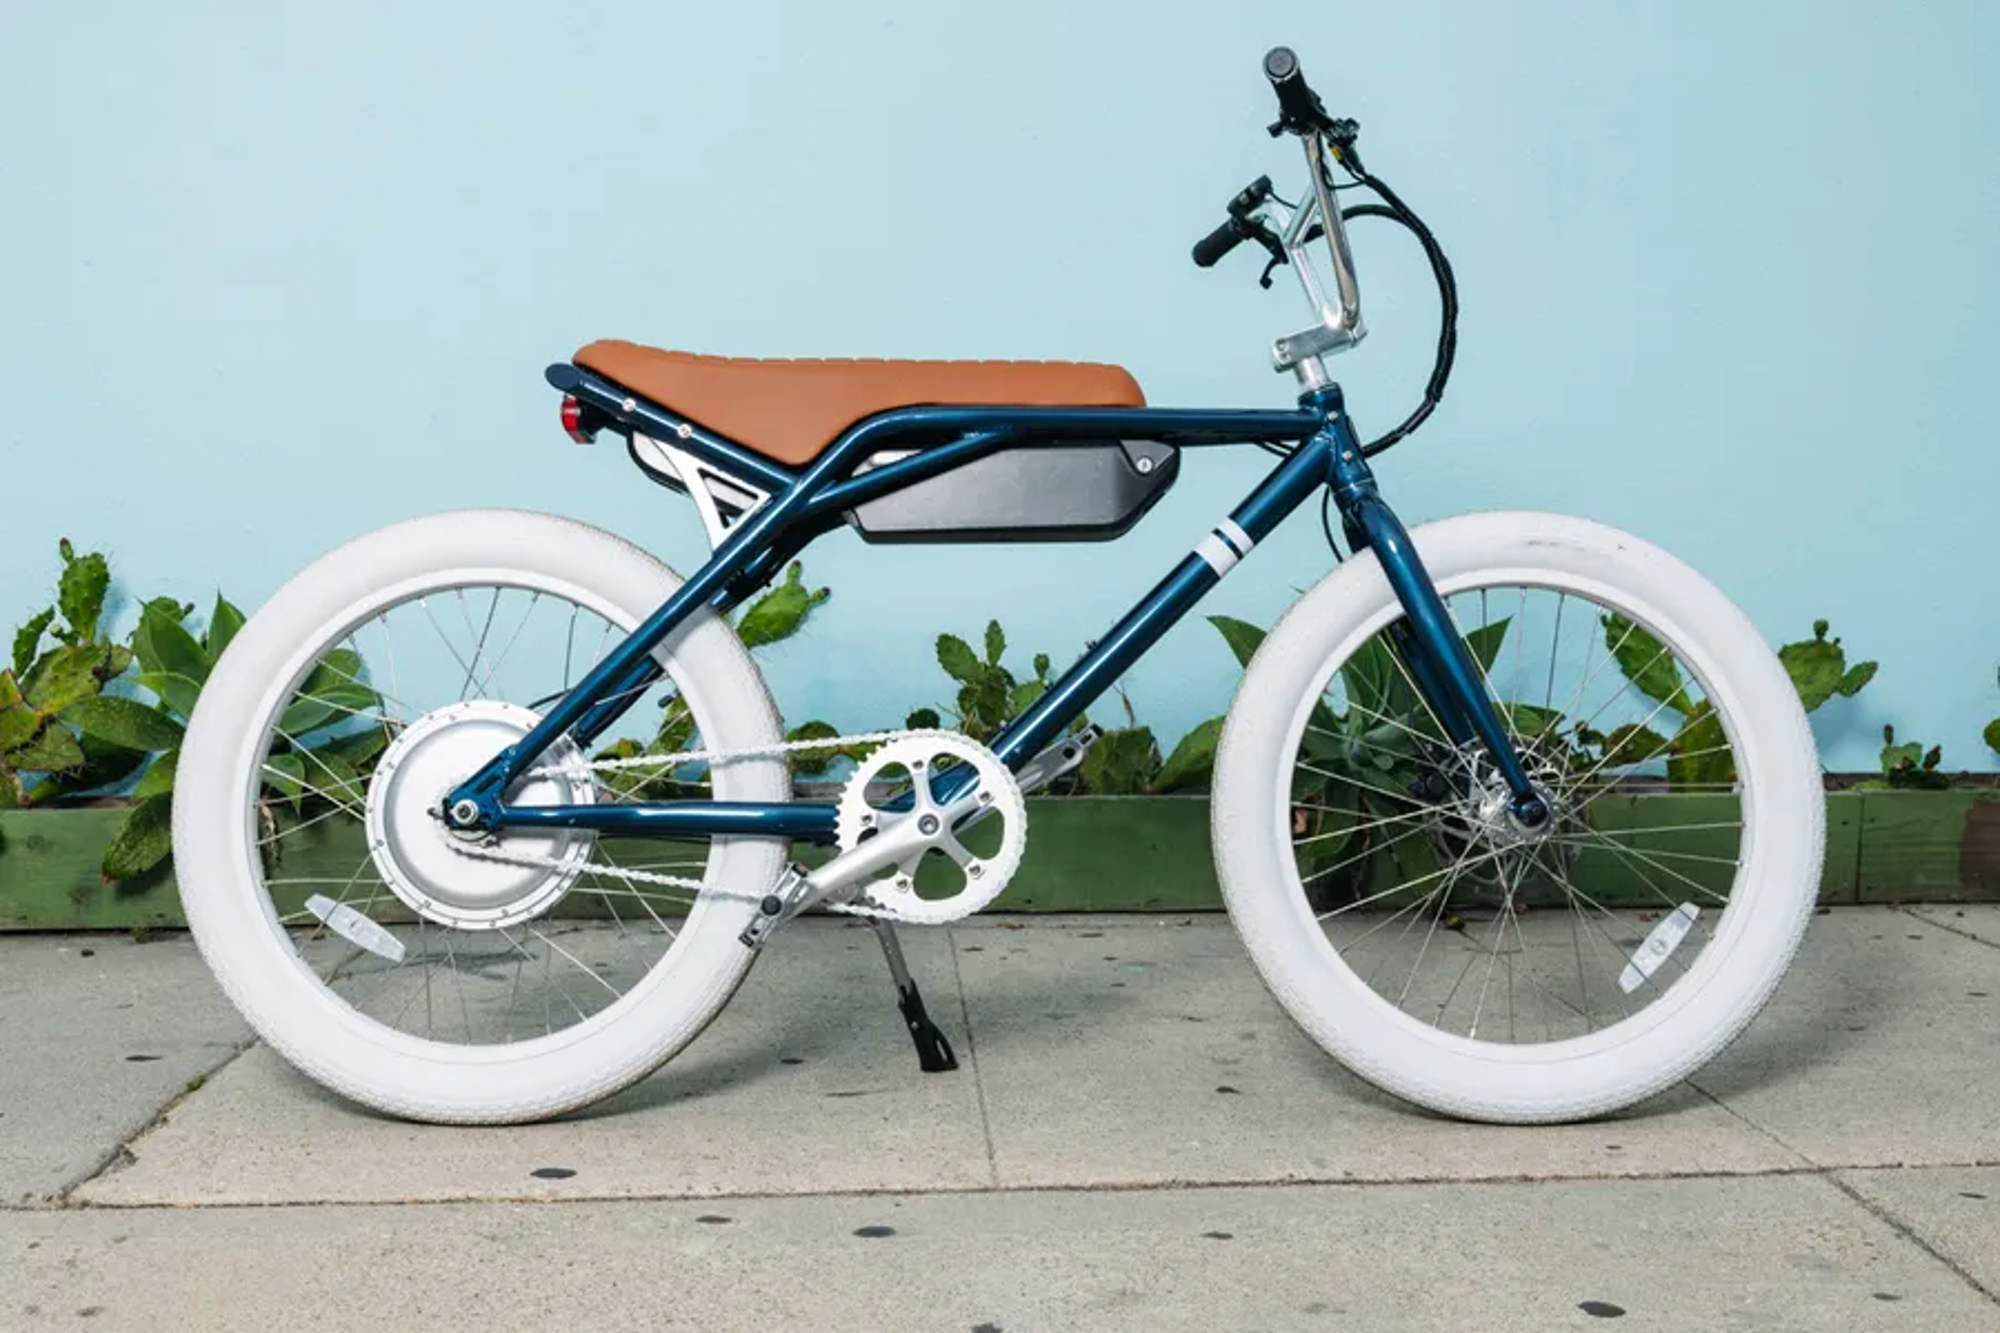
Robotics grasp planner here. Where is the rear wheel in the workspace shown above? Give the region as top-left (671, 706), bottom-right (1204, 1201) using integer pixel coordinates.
top-left (173, 509), bottom-right (789, 1123)
top-left (1212, 511), bottom-right (1823, 1123)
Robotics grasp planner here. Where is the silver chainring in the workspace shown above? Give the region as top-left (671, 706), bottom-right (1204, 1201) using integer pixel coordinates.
top-left (832, 731), bottom-right (1027, 925)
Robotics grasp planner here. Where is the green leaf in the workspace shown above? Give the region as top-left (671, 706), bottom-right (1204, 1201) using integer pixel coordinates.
top-left (1340, 639), bottom-right (1401, 720)
top-left (57, 548), bottom-right (110, 642)
top-left (1777, 632), bottom-right (1845, 712)
top-left (1462, 616), bottom-right (1512, 674)
top-left (733, 561), bottom-right (829, 651)
top-left (10, 719), bottom-right (84, 774)
top-left (982, 620), bottom-right (1006, 667)
top-left (102, 795), bottom-right (175, 880)
top-left (21, 643), bottom-right (110, 712)
top-left (782, 719), bottom-right (877, 778)
top-left (60, 696), bottom-right (185, 752)
top-left (283, 650), bottom-right (376, 735)
top-left (784, 720), bottom-right (842, 777)
top-left (1154, 717), bottom-right (1223, 792)
top-left (263, 752), bottom-right (307, 807)
top-left (205, 595), bottom-right (247, 659)
top-left (1207, 615), bottom-right (1267, 669)
top-left (131, 748), bottom-right (179, 800)
top-left (1032, 653), bottom-right (1051, 681)
top-left (317, 726), bottom-right (392, 773)
top-left (133, 600), bottom-right (211, 683)
top-left (1667, 703), bottom-right (1734, 787)
top-left (1834, 661), bottom-right (1877, 699)
top-left (12, 608), bottom-right (53, 677)
top-left (1603, 613), bottom-right (1691, 714)
top-left (0, 762), bottom-right (20, 809)
top-left (1007, 678), bottom-right (1047, 718)
top-left (1080, 726), bottom-right (1159, 796)
top-left (1985, 718), bottom-right (2000, 756)
top-left (906, 707), bottom-right (942, 730)
top-left (652, 699), bottom-right (697, 756)
top-left (135, 672), bottom-right (204, 720)
top-left (1498, 702), bottom-right (1566, 741)
top-left (26, 734), bottom-right (149, 806)
top-left (0, 703), bottom-right (37, 754)
top-left (299, 750), bottom-right (364, 807)
top-left (1593, 722), bottom-right (1672, 770)
top-left (936, 634), bottom-right (982, 684)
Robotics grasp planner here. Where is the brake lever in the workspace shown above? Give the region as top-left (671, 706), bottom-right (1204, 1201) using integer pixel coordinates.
top-left (1244, 219), bottom-right (1288, 289)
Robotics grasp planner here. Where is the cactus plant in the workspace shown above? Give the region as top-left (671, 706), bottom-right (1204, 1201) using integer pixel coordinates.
top-left (64, 596), bottom-right (386, 876)
top-left (1987, 668), bottom-right (1999, 758)
top-left (0, 540), bottom-right (143, 809)
top-left (1875, 724), bottom-right (1950, 790)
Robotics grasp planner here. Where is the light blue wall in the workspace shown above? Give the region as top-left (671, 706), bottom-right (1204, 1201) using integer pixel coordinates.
top-left (4, 1), bottom-right (1995, 770)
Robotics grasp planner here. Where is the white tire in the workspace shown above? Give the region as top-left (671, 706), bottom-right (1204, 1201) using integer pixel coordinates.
top-left (173, 509), bottom-right (789, 1123)
top-left (1212, 511), bottom-right (1823, 1123)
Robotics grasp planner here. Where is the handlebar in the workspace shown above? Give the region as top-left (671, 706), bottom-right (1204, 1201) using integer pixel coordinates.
top-left (1263, 46), bottom-right (1332, 134)
top-left (1190, 46), bottom-right (1369, 379)
top-left (1191, 219), bottom-right (1248, 268)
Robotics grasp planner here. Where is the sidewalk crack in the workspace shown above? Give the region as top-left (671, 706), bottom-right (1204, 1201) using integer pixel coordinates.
top-left (1898, 906), bottom-right (2000, 951)
top-left (1825, 1171), bottom-right (2000, 1308)
top-left (53, 1037), bottom-right (260, 1208)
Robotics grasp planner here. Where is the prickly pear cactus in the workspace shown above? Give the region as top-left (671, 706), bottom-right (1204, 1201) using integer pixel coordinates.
top-left (0, 540), bottom-right (140, 809)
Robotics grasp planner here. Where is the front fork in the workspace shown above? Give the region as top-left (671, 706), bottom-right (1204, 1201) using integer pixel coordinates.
top-left (1318, 398), bottom-right (1551, 827)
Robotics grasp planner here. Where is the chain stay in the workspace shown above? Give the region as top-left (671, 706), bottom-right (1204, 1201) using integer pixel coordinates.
top-left (457, 727), bottom-right (939, 923)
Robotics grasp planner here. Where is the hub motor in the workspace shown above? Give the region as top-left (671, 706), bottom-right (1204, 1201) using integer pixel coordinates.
top-left (363, 701), bottom-right (597, 930)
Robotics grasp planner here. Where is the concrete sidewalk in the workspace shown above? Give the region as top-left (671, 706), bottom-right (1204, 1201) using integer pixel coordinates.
top-left (3, 907), bottom-right (1997, 1330)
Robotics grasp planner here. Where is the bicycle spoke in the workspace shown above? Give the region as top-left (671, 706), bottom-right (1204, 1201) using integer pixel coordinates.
top-left (1288, 580), bottom-right (1752, 1050)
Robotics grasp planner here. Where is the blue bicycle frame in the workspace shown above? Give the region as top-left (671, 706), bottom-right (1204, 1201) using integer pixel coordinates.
top-left (445, 366), bottom-right (1550, 842)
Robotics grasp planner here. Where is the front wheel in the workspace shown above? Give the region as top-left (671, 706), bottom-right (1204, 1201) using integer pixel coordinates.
top-left (1212, 511), bottom-right (1823, 1123)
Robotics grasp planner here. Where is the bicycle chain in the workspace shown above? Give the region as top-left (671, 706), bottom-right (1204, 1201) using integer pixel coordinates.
top-left (446, 727), bottom-right (937, 923)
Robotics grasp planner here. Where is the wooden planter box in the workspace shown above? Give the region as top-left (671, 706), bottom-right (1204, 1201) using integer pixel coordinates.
top-left (1, 790), bottom-right (1994, 932)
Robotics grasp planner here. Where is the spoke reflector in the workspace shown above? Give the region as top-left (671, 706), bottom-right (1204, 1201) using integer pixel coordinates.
top-left (306, 894), bottom-right (407, 964)
top-left (1619, 903), bottom-right (1698, 994)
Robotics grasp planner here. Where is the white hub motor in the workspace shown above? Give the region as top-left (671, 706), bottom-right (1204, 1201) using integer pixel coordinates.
top-left (364, 700), bottom-right (597, 930)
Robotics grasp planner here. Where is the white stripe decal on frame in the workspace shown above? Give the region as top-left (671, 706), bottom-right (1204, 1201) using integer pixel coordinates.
top-left (1195, 532), bottom-right (1240, 576)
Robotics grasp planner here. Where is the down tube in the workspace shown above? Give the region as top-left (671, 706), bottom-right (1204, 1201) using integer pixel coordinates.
top-left (991, 435), bottom-right (1334, 769)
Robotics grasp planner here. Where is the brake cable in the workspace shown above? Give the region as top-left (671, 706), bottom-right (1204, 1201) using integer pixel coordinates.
top-left (1312, 147), bottom-right (1460, 458)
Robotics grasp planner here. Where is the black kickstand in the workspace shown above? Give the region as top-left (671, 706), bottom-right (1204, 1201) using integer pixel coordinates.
top-left (870, 919), bottom-right (959, 1073)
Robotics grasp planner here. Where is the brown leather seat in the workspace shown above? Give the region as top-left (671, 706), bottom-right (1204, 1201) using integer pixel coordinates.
top-left (573, 339), bottom-right (1146, 467)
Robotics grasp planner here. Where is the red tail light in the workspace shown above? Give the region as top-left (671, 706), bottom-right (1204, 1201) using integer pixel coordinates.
top-left (560, 395), bottom-right (594, 444)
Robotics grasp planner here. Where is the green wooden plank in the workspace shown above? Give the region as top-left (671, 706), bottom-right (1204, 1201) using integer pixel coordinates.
top-left (0, 808), bottom-right (181, 931)
top-left (1857, 791), bottom-right (2000, 903)
top-left (0, 789), bottom-right (1962, 931)
top-left (992, 796), bottom-right (1216, 912)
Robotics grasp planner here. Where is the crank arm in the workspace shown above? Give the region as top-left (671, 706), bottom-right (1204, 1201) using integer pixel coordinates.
top-left (740, 785), bottom-right (994, 950)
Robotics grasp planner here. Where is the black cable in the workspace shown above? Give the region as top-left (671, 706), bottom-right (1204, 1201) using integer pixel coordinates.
top-left (1328, 151), bottom-right (1460, 457)
top-left (1319, 486), bottom-right (1345, 563)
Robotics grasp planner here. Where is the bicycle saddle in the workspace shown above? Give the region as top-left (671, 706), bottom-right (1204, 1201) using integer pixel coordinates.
top-left (573, 339), bottom-right (1146, 466)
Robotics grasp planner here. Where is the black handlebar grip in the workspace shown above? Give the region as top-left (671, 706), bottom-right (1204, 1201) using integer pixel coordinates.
top-left (1192, 219), bottom-right (1248, 268)
top-left (1264, 45), bottom-right (1327, 130)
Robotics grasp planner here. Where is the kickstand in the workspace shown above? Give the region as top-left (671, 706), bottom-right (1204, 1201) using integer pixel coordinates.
top-left (870, 920), bottom-right (959, 1073)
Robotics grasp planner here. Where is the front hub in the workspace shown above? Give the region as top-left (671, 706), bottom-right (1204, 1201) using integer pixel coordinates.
top-left (363, 701), bottom-right (596, 931)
